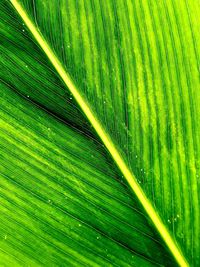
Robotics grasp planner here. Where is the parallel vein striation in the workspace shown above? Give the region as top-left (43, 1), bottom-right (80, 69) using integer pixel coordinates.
top-left (0, 0), bottom-right (199, 265)
top-left (0, 81), bottom-right (171, 266)
top-left (9, 0), bottom-right (192, 266)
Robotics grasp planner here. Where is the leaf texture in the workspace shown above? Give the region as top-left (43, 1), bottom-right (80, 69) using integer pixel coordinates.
top-left (0, 79), bottom-right (176, 266)
top-left (0, 0), bottom-right (200, 266)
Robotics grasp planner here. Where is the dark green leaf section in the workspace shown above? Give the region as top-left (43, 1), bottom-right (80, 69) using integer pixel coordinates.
top-left (0, 1), bottom-right (94, 137)
top-left (0, 81), bottom-right (175, 266)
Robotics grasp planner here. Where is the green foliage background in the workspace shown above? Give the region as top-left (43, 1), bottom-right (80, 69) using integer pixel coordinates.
top-left (0, 0), bottom-right (199, 266)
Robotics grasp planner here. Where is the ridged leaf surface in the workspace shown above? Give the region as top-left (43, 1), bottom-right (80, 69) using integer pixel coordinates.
top-left (0, 0), bottom-right (199, 266)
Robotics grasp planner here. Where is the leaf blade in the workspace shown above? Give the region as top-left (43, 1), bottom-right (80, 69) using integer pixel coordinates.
top-left (0, 0), bottom-right (199, 265)
top-left (0, 80), bottom-right (175, 266)
top-left (9, 0), bottom-right (189, 266)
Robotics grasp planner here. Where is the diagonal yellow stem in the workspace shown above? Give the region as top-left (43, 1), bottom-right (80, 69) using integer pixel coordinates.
top-left (10, 1), bottom-right (189, 266)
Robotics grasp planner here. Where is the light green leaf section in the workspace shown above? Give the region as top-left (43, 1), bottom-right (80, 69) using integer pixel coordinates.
top-left (0, 80), bottom-right (170, 266)
top-left (0, 0), bottom-right (199, 266)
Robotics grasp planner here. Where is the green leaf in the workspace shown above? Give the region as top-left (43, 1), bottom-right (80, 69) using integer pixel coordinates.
top-left (0, 0), bottom-right (199, 266)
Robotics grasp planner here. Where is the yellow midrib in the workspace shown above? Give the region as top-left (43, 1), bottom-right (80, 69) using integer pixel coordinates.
top-left (10, 1), bottom-right (188, 266)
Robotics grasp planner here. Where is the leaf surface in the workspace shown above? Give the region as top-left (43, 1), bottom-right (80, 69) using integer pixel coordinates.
top-left (0, 0), bottom-right (200, 266)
